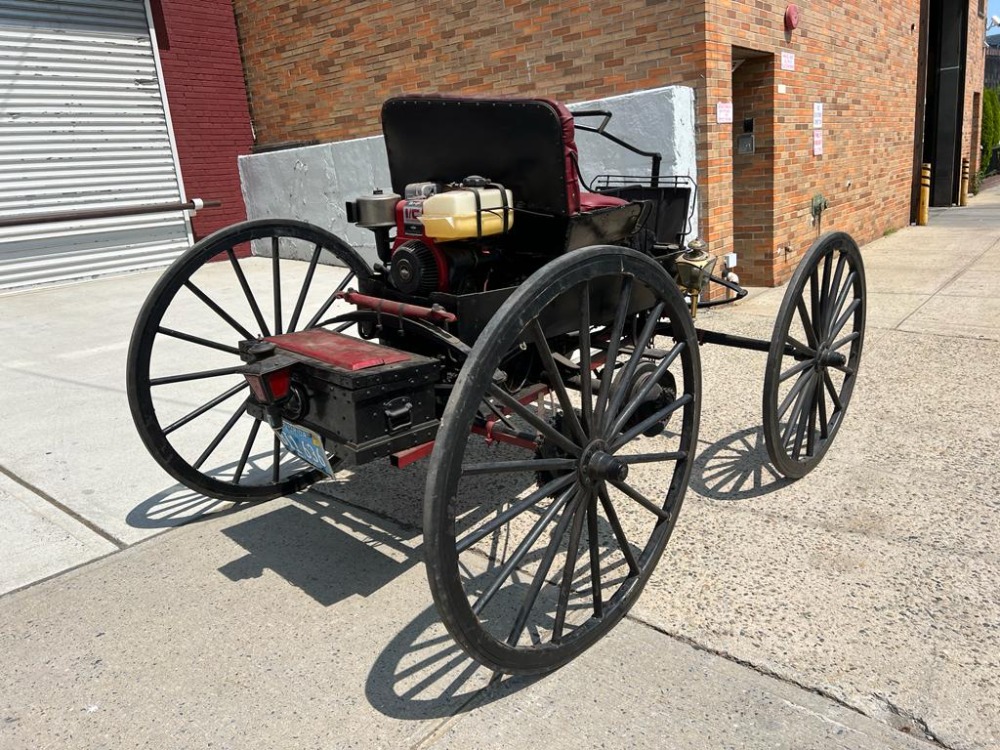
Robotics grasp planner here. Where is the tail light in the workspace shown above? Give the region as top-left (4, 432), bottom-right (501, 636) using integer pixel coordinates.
top-left (244, 363), bottom-right (293, 403)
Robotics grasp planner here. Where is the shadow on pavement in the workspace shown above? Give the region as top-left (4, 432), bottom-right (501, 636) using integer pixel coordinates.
top-left (366, 601), bottom-right (541, 720)
top-left (126, 483), bottom-right (252, 528)
top-left (690, 426), bottom-right (789, 501)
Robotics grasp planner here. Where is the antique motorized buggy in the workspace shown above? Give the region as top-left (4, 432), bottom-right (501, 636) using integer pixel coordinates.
top-left (127, 96), bottom-right (866, 675)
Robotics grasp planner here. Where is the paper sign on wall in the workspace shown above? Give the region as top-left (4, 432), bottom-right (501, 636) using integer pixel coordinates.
top-left (717, 101), bottom-right (733, 124)
top-left (813, 102), bottom-right (823, 129)
top-left (781, 52), bottom-right (795, 71)
top-left (813, 129), bottom-right (824, 156)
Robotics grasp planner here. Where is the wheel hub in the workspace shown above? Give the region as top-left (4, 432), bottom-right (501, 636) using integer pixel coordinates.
top-left (579, 440), bottom-right (628, 485)
top-left (817, 346), bottom-right (847, 368)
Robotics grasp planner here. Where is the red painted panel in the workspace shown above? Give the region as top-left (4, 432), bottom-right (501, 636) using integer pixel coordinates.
top-left (266, 330), bottom-right (412, 371)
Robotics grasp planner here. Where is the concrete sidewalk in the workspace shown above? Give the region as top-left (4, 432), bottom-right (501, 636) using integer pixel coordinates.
top-left (2, 187), bottom-right (999, 748)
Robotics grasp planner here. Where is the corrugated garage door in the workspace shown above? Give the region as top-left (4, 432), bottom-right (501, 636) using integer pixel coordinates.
top-left (0, 0), bottom-right (190, 291)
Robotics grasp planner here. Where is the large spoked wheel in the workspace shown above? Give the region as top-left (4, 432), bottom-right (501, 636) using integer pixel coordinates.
top-left (127, 219), bottom-right (372, 502)
top-left (763, 231), bottom-right (866, 479)
top-left (425, 246), bottom-right (701, 675)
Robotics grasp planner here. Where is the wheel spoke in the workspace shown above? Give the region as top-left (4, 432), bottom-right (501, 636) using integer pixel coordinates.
top-left (488, 384), bottom-right (581, 456)
top-left (156, 326), bottom-right (241, 355)
top-left (831, 331), bottom-right (861, 351)
top-left (779, 358), bottom-right (815, 384)
top-left (472, 485), bottom-right (575, 616)
top-left (819, 252), bottom-right (835, 330)
top-left (598, 484), bottom-right (639, 577)
top-left (150, 366), bottom-right (245, 387)
top-left (829, 298), bottom-right (861, 342)
top-left (608, 479), bottom-right (672, 522)
top-left (234, 418), bottom-right (262, 485)
top-left (594, 276), bottom-right (634, 433)
top-left (184, 280), bottom-right (256, 341)
top-left (288, 243), bottom-right (323, 332)
top-left (805, 379), bottom-right (818, 457)
top-left (272, 434), bottom-right (281, 482)
top-left (163, 382), bottom-right (248, 436)
top-left (604, 301), bottom-right (666, 429)
top-left (795, 297), bottom-right (819, 349)
top-left (785, 334), bottom-right (816, 359)
top-left (823, 253), bottom-right (847, 337)
top-left (305, 271), bottom-right (356, 329)
top-left (586, 494), bottom-right (603, 618)
top-left (456, 473), bottom-right (576, 553)
top-left (823, 370), bottom-right (844, 412)
top-left (272, 238), bottom-right (283, 336)
top-left (809, 266), bottom-right (822, 343)
top-left (826, 271), bottom-right (856, 340)
top-left (791, 375), bottom-right (818, 459)
top-left (777, 367), bottom-right (815, 419)
top-left (193, 402), bottom-right (247, 470)
top-left (528, 320), bottom-right (587, 446)
top-left (817, 377), bottom-right (829, 439)
top-left (461, 457), bottom-right (576, 476)
top-left (780, 371), bottom-right (815, 445)
top-left (227, 248), bottom-right (271, 338)
top-left (609, 392), bottom-right (692, 452)
top-left (605, 341), bottom-right (684, 440)
top-left (552, 498), bottom-right (587, 642)
top-left (506, 491), bottom-right (579, 646)
top-left (578, 281), bottom-right (594, 432)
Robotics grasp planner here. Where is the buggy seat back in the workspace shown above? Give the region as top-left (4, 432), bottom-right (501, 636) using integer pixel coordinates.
top-left (382, 96), bottom-right (610, 216)
top-left (381, 95), bottom-right (640, 255)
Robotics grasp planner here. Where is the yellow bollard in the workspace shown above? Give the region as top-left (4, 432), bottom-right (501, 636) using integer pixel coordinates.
top-left (960, 157), bottom-right (970, 206)
top-left (919, 163), bottom-right (931, 225)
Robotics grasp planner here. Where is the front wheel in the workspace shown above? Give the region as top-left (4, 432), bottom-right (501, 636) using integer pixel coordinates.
top-left (424, 245), bottom-right (701, 675)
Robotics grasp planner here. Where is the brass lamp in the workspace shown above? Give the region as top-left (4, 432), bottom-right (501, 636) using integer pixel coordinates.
top-left (674, 239), bottom-right (717, 317)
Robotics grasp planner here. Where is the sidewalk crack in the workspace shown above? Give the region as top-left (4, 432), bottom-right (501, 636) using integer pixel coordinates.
top-left (626, 613), bottom-right (951, 748)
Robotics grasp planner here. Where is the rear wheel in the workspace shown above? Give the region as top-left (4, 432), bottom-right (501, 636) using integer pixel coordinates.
top-left (425, 245), bottom-right (700, 674)
top-left (126, 219), bottom-right (371, 501)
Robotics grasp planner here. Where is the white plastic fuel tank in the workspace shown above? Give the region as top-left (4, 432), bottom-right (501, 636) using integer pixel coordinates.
top-left (419, 187), bottom-right (514, 241)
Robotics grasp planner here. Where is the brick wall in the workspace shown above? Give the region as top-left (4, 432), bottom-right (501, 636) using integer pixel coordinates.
top-left (155, 0), bottom-right (253, 239)
top-left (230, 0), bottom-right (983, 286)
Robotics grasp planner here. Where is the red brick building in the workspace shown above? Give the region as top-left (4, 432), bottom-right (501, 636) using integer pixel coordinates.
top-left (231, 0), bottom-right (984, 286)
top-left (153, 0), bottom-right (253, 239)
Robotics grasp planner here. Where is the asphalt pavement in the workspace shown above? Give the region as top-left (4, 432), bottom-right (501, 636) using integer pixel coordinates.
top-left (1, 187), bottom-right (999, 749)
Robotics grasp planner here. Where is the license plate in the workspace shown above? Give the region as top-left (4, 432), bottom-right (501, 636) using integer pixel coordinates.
top-left (278, 422), bottom-right (335, 477)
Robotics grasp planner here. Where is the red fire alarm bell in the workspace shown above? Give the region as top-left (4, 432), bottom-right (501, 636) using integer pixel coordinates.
top-left (785, 4), bottom-right (800, 31)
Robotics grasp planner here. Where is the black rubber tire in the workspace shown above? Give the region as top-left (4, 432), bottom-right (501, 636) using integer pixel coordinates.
top-left (126, 219), bottom-right (371, 502)
top-left (763, 231), bottom-right (866, 479)
top-left (424, 245), bottom-right (701, 675)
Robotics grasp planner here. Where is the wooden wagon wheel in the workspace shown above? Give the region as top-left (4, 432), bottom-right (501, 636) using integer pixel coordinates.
top-left (126, 219), bottom-right (372, 502)
top-left (424, 245), bottom-right (701, 674)
top-left (762, 232), bottom-right (867, 479)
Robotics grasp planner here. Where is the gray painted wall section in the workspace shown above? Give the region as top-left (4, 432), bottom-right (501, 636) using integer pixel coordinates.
top-left (239, 85), bottom-right (697, 265)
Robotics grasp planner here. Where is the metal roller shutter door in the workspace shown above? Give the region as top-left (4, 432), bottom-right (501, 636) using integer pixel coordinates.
top-left (0, 0), bottom-right (190, 291)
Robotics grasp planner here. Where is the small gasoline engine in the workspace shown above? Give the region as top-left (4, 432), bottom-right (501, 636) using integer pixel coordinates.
top-left (347, 176), bottom-right (514, 297)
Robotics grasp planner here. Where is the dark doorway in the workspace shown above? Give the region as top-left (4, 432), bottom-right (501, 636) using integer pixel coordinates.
top-left (923, 0), bottom-right (970, 206)
top-left (731, 48), bottom-right (775, 286)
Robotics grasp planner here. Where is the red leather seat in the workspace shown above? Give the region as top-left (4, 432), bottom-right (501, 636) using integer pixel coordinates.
top-left (535, 98), bottom-right (630, 215)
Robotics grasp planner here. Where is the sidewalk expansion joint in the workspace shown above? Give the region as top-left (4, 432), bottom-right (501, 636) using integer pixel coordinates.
top-left (625, 612), bottom-right (951, 749)
top-left (894, 235), bottom-right (1000, 333)
top-left (0, 462), bottom-right (127, 550)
